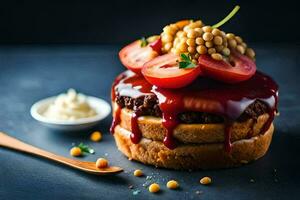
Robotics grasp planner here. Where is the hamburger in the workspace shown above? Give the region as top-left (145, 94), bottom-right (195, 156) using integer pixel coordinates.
top-left (110, 8), bottom-right (279, 169)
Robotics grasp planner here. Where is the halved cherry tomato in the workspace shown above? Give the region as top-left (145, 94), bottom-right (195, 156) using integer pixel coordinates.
top-left (119, 40), bottom-right (159, 74)
top-left (198, 51), bottom-right (256, 83)
top-left (142, 53), bottom-right (202, 88)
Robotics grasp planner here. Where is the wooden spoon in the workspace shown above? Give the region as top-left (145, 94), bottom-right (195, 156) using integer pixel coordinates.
top-left (0, 132), bottom-right (123, 175)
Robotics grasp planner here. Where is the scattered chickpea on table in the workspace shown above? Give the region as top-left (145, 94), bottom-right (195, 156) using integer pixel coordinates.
top-left (133, 169), bottom-right (143, 177)
top-left (200, 176), bottom-right (212, 185)
top-left (70, 147), bottom-right (82, 157)
top-left (149, 183), bottom-right (160, 193)
top-left (90, 131), bottom-right (102, 142)
top-left (166, 180), bottom-right (179, 189)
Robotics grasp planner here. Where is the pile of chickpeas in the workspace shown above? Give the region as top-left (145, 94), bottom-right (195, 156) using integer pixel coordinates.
top-left (161, 20), bottom-right (255, 63)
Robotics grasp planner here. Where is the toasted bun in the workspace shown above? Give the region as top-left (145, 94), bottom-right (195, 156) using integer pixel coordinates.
top-left (111, 104), bottom-right (274, 169)
top-left (119, 108), bottom-right (270, 144)
top-left (114, 124), bottom-right (274, 169)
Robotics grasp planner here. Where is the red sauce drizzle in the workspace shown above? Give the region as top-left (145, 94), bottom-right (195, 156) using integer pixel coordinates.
top-left (111, 73), bottom-right (127, 101)
top-left (130, 110), bottom-right (142, 143)
top-left (110, 105), bottom-right (121, 134)
top-left (224, 121), bottom-right (233, 152)
top-left (111, 70), bottom-right (279, 152)
top-left (162, 113), bottom-right (179, 149)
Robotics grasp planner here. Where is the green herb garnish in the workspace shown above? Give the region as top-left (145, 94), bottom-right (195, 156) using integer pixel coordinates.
top-left (212, 5), bottom-right (240, 28)
top-left (178, 53), bottom-right (197, 69)
top-left (140, 37), bottom-right (148, 47)
top-left (77, 143), bottom-right (95, 154)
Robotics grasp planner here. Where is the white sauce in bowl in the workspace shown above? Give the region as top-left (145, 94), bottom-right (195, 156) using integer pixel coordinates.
top-left (42, 89), bottom-right (97, 121)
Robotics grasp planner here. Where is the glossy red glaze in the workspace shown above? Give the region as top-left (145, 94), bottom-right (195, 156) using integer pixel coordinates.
top-left (111, 70), bottom-right (278, 152)
top-left (110, 105), bottom-right (121, 134)
top-left (130, 110), bottom-right (143, 143)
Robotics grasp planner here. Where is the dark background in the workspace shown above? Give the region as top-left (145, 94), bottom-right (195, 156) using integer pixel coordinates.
top-left (1, 0), bottom-right (299, 44)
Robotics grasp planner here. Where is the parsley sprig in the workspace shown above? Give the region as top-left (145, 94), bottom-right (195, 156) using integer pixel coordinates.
top-left (178, 53), bottom-right (197, 69)
top-left (140, 37), bottom-right (148, 47)
top-left (76, 143), bottom-right (95, 154)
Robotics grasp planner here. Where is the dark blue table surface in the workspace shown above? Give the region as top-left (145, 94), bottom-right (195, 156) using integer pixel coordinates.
top-left (0, 44), bottom-right (299, 200)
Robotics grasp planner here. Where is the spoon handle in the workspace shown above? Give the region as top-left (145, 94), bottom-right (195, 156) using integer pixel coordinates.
top-left (0, 132), bottom-right (83, 168)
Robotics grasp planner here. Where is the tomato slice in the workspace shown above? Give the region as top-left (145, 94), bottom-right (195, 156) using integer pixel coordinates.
top-left (142, 53), bottom-right (202, 88)
top-left (198, 51), bottom-right (256, 83)
top-left (119, 40), bottom-right (159, 74)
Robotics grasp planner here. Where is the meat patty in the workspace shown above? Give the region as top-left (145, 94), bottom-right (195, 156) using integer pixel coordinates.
top-left (116, 94), bottom-right (268, 124)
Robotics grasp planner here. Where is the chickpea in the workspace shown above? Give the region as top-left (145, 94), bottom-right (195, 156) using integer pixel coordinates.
top-left (147, 35), bottom-right (160, 43)
top-left (235, 36), bottom-right (243, 44)
top-left (70, 147), bottom-right (82, 157)
top-left (195, 37), bottom-right (204, 45)
top-left (236, 45), bottom-right (245, 54)
top-left (196, 45), bottom-right (207, 54)
top-left (170, 24), bottom-right (179, 31)
top-left (183, 25), bottom-right (191, 32)
top-left (176, 30), bottom-right (183, 37)
top-left (241, 42), bottom-right (247, 48)
top-left (177, 31), bottom-right (187, 38)
top-left (226, 33), bottom-right (235, 39)
top-left (187, 29), bottom-right (198, 38)
top-left (96, 158), bottom-right (108, 168)
top-left (162, 34), bottom-right (173, 43)
top-left (149, 183), bottom-right (160, 193)
top-left (205, 41), bottom-right (214, 48)
top-left (180, 37), bottom-right (188, 43)
top-left (223, 39), bottom-right (228, 47)
top-left (221, 31), bottom-right (226, 37)
top-left (215, 45), bottom-right (224, 52)
top-left (163, 26), bottom-right (175, 35)
top-left (222, 47), bottom-right (230, 56)
top-left (212, 28), bottom-right (221, 36)
top-left (213, 36), bottom-right (223, 45)
top-left (202, 26), bottom-right (212, 32)
top-left (202, 32), bottom-right (213, 41)
top-left (228, 39), bottom-right (237, 48)
top-left (186, 38), bottom-right (196, 46)
top-left (166, 180), bottom-right (179, 189)
top-left (179, 42), bottom-right (188, 52)
top-left (208, 48), bottom-right (216, 55)
top-left (133, 169), bottom-right (143, 177)
top-left (194, 27), bottom-right (203, 35)
top-left (164, 42), bottom-right (173, 51)
top-left (188, 46), bottom-right (196, 54)
top-left (194, 20), bottom-right (203, 27)
top-left (211, 53), bottom-right (223, 61)
top-left (246, 48), bottom-right (255, 58)
top-left (174, 48), bottom-right (182, 55)
top-left (173, 37), bottom-right (180, 45)
top-left (200, 177), bottom-right (212, 185)
top-left (194, 53), bottom-right (200, 59)
top-left (161, 48), bottom-right (167, 53)
top-left (90, 131), bottom-right (102, 142)
top-left (192, 59), bottom-right (198, 64)
top-left (189, 22), bottom-right (200, 29)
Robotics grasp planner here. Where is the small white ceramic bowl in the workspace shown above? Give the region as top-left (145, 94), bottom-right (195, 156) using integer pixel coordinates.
top-left (30, 96), bottom-right (111, 131)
